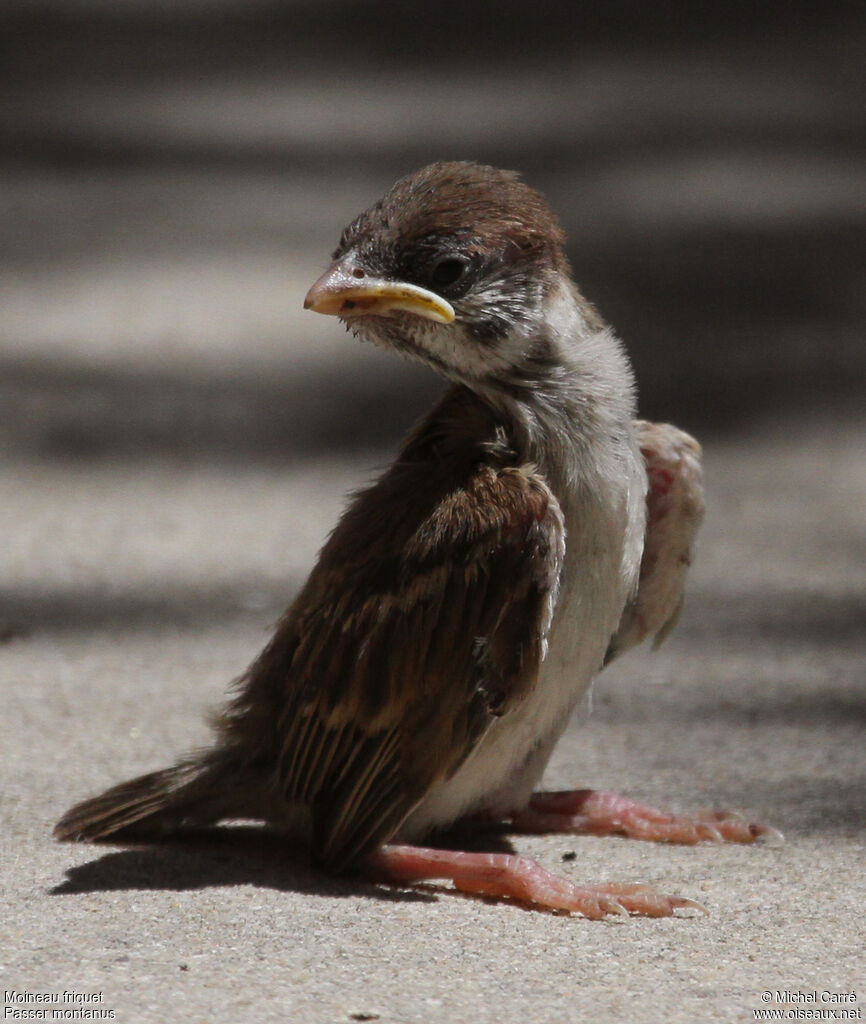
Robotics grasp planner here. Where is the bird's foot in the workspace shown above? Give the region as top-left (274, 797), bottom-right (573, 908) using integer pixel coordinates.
top-left (365, 844), bottom-right (705, 918)
top-left (510, 790), bottom-right (782, 845)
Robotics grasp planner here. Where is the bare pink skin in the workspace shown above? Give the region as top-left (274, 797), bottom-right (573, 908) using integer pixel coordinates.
top-left (365, 844), bottom-right (706, 918)
top-left (509, 789), bottom-right (781, 845)
top-left (364, 790), bottom-right (781, 916)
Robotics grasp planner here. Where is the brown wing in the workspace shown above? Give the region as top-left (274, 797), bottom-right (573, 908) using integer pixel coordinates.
top-left (606, 420), bottom-right (705, 662)
top-left (222, 448), bottom-right (564, 871)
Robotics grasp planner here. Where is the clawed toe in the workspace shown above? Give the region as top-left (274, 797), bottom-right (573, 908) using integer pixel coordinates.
top-left (515, 790), bottom-right (781, 847)
top-left (693, 810), bottom-right (784, 845)
top-left (367, 844), bottom-right (704, 919)
top-left (748, 822), bottom-right (785, 845)
top-left (585, 883), bottom-right (708, 918)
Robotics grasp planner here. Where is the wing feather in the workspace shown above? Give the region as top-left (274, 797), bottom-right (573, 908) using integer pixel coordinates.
top-left (606, 420), bottom-right (705, 662)
top-left (222, 445), bottom-right (564, 871)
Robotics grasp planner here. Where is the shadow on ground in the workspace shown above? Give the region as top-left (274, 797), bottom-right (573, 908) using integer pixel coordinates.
top-left (49, 824), bottom-right (520, 901)
top-left (50, 828), bottom-right (430, 904)
top-left (2, 4), bottom-right (864, 459)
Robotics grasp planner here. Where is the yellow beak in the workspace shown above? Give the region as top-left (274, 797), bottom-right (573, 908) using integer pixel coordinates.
top-left (304, 261), bottom-right (455, 325)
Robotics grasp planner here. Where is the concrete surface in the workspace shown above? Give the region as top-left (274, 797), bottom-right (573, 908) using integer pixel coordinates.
top-left (2, 406), bottom-right (865, 1023)
top-left (2, 7), bottom-right (865, 1021)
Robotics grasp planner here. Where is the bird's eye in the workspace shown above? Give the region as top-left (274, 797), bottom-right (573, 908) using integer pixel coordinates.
top-left (430, 257), bottom-right (469, 289)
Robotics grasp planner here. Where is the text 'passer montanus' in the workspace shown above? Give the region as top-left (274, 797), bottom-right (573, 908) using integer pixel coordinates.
top-left (56, 162), bottom-right (776, 917)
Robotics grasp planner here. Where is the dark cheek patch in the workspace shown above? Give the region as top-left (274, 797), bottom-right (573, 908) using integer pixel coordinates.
top-left (467, 316), bottom-right (509, 346)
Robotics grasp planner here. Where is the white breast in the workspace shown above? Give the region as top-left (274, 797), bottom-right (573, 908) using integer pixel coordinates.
top-left (399, 448), bottom-right (645, 839)
top-left (398, 288), bottom-right (647, 840)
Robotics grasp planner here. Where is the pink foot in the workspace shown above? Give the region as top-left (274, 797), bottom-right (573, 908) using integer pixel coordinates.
top-left (510, 790), bottom-right (781, 845)
top-left (365, 844), bottom-right (705, 918)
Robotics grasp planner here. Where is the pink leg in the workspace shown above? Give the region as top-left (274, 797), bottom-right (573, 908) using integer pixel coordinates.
top-left (510, 790), bottom-right (782, 845)
top-left (365, 844), bottom-right (705, 918)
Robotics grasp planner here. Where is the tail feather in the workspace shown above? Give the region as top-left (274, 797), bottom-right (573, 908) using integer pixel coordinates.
top-left (54, 757), bottom-right (229, 842)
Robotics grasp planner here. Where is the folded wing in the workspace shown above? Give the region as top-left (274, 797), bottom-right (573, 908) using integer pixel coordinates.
top-left (221, 454), bottom-right (565, 870)
top-left (606, 421), bottom-right (705, 662)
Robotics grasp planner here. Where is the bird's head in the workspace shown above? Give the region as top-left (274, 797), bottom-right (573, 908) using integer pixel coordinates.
top-left (304, 161), bottom-right (577, 386)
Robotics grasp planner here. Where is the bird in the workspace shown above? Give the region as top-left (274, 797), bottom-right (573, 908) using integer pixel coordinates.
top-left (55, 161), bottom-right (775, 918)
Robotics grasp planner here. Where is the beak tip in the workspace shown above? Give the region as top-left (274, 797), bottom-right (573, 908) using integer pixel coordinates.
top-left (302, 267), bottom-right (455, 323)
top-left (303, 288), bottom-right (326, 313)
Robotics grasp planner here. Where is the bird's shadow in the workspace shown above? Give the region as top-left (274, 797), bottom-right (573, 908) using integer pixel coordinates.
top-left (49, 823), bottom-right (519, 904)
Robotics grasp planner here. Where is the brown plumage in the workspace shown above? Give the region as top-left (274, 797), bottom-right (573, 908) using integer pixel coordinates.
top-left (56, 162), bottom-right (772, 917)
top-left (56, 388), bottom-right (564, 872)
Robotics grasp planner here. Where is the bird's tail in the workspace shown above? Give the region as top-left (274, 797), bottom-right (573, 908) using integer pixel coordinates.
top-left (53, 753), bottom-right (246, 843)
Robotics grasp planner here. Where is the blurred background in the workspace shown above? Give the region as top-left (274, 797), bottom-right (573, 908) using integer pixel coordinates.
top-left (2, 9), bottom-right (865, 1009)
top-left (1, 3), bottom-right (864, 633)
top-left (2, 0), bottom-right (864, 467)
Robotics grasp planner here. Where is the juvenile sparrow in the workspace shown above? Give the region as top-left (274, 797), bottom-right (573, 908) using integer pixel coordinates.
top-left (55, 162), bottom-right (774, 917)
